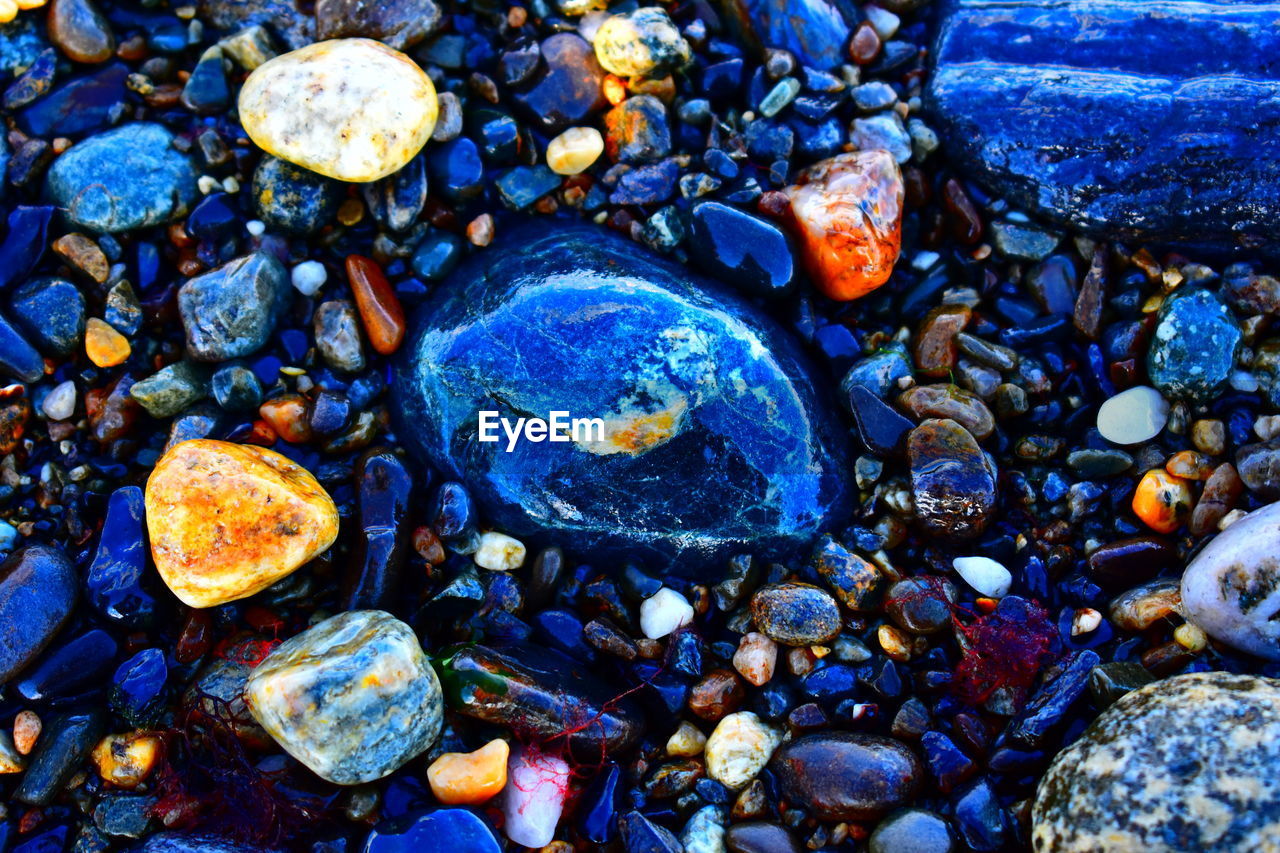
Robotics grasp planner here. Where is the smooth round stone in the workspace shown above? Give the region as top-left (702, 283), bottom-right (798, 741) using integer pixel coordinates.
top-left (725, 822), bottom-right (802, 853)
top-left (688, 200), bottom-right (795, 298)
top-left (239, 38), bottom-right (438, 182)
top-left (392, 221), bottom-right (851, 573)
top-left (593, 7), bottom-right (691, 77)
top-left (0, 545), bottom-right (78, 684)
top-left (144, 439), bottom-right (339, 608)
top-left (245, 610), bottom-right (443, 785)
top-left (869, 809), bottom-right (954, 853)
top-left (43, 123), bottom-right (198, 233)
top-left (1182, 499), bottom-right (1280, 660)
top-left (951, 556), bottom-right (1011, 598)
top-left (908, 418), bottom-right (998, 540)
top-left (252, 155), bottom-right (342, 234)
top-left (1147, 289), bottom-right (1241, 403)
top-left (750, 583), bottom-right (841, 645)
top-left (364, 809), bottom-right (500, 853)
top-left (1034, 672), bottom-right (1280, 851)
top-left (316, 0), bottom-right (442, 50)
top-left (1096, 385), bottom-right (1169, 445)
top-left (770, 732), bottom-right (923, 821)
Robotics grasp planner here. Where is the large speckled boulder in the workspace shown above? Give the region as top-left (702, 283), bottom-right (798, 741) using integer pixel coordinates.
top-left (1182, 500), bottom-right (1280, 660)
top-left (144, 440), bottom-right (339, 608)
top-left (392, 221), bottom-right (852, 573)
top-left (1033, 672), bottom-right (1280, 852)
top-left (244, 610), bottom-right (443, 785)
top-left (238, 38), bottom-right (438, 182)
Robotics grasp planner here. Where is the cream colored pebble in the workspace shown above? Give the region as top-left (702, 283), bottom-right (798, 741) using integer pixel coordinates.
top-left (546, 127), bottom-right (604, 176)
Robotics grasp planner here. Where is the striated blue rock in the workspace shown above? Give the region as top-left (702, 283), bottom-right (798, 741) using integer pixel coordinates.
top-left (363, 809), bottom-right (501, 853)
top-left (178, 252), bottom-right (290, 362)
top-left (927, 0), bottom-right (1280, 248)
top-left (1147, 288), bottom-right (1241, 403)
top-left (0, 545), bottom-right (78, 685)
top-left (716, 0), bottom-right (856, 70)
top-left (86, 487), bottom-right (156, 629)
top-left (17, 64), bottom-right (131, 139)
top-left (252, 156), bottom-right (342, 235)
top-left (10, 278), bottom-right (85, 358)
top-left (392, 221), bottom-right (852, 572)
top-left (44, 123), bottom-right (199, 233)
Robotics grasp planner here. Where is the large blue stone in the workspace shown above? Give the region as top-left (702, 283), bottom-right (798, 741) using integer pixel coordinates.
top-left (392, 222), bottom-right (851, 573)
top-left (927, 0), bottom-right (1280, 249)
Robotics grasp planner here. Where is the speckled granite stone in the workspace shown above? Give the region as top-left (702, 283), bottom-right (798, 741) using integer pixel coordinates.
top-left (1033, 672), bottom-right (1280, 852)
top-left (244, 610), bottom-right (442, 785)
top-left (392, 221), bottom-right (852, 573)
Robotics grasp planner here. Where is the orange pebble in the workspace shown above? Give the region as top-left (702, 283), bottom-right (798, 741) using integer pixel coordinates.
top-left (426, 738), bottom-right (510, 805)
top-left (602, 74), bottom-right (627, 106)
top-left (1165, 450), bottom-right (1214, 481)
top-left (345, 255), bottom-right (405, 356)
top-left (85, 318), bottom-right (131, 368)
top-left (1132, 469), bottom-right (1193, 534)
top-left (259, 394), bottom-right (312, 444)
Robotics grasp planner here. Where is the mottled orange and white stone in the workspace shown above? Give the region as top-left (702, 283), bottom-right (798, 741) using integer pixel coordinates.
top-left (238, 38), bottom-right (438, 182)
top-left (144, 439), bottom-right (338, 608)
top-left (785, 150), bottom-right (904, 301)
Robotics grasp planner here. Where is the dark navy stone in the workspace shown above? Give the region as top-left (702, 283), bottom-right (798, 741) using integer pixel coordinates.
top-left (10, 277), bottom-right (84, 359)
top-left (848, 384), bottom-right (912, 457)
top-left (0, 311), bottom-right (45, 382)
top-left (921, 730), bottom-right (976, 794)
top-left (411, 230), bottom-right (465, 281)
top-left (620, 811), bottom-right (681, 853)
top-left (211, 365), bottom-right (265, 412)
top-left (393, 221), bottom-right (852, 573)
top-left (927, 0), bottom-right (1280, 248)
top-left (133, 833), bottom-right (272, 853)
top-left (700, 58), bottom-right (744, 99)
top-left (427, 137), bottom-right (485, 202)
top-left (0, 545), bottom-right (78, 685)
top-left (343, 448), bottom-right (414, 613)
top-left (362, 155), bottom-right (429, 232)
top-left (110, 647), bottom-right (169, 725)
top-left (14, 710), bottom-right (106, 806)
top-left (687, 201), bottom-right (794, 298)
top-left (495, 165), bottom-right (562, 210)
top-left (15, 629), bottom-right (118, 703)
top-left (0, 205), bottom-right (54, 291)
top-left (952, 778), bottom-right (1007, 851)
top-left (578, 762), bottom-right (622, 843)
top-left (510, 33), bottom-right (607, 132)
top-left (363, 809), bottom-right (500, 853)
top-left (468, 107), bottom-right (520, 162)
top-left (429, 481), bottom-right (478, 548)
top-left (1000, 650), bottom-right (1099, 749)
top-left (610, 160), bottom-right (678, 205)
top-left (252, 156), bottom-right (342, 235)
top-left (15, 63), bottom-right (131, 139)
top-left (180, 46), bottom-right (231, 114)
top-left (718, 0), bottom-right (856, 70)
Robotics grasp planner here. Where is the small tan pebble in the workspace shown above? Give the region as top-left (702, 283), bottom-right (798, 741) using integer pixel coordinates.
top-left (238, 38), bottom-right (438, 182)
top-left (666, 721), bottom-right (707, 757)
top-left (0, 731), bottom-right (24, 774)
top-left (732, 632), bottom-right (777, 687)
top-left (473, 531), bottom-right (526, 571)
top-left (92, 732), bottom-right (163, 788)
top-left (704, 711), bottom-right (782, 789)
top-left (1191, 419), bottom-right (1226, 455)
top-left (1071, 608), bottom-right (1102, 636)
top-left (787, 646), bottom-right (816, 676)
top-left (546, 127), bottom-right (604, 176)
top-left (51, 233), bottom-right (109, 283)
top-left (467, 214), bottom-right (495, 246)
top-left (1255, 414), bottom-right (1280, 441)
top-left (338, 198), bottom-right (365, 226)
top-left (539, 843), bottom-right (574, 853)
top-left (1174, 622), bottom-right (1208, 651)
top-left (426, 739), bottom-right (509, 805)
top-left (13, 711), bottom-right (40, 755)
top-left (877, 623), bottom-right (912, 661)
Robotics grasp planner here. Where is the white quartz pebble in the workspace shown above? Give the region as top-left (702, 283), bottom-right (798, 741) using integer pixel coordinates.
top-left (41, 381), bottom-right (76, 421)
top-left (291, 260), bottom-right (328, 296)
top-left (952, 556), bottom-right (1012, 598)
top-left (640, 587), bottom-right (694, 639)
top-left (501, 747), bottom-right (570, 848)
top-left (704, 711), bottom-right (781, 789)
top-left (1096, 385), bottom-right (1169, 445)
top-left (473, 531), bottom-right (526, 571)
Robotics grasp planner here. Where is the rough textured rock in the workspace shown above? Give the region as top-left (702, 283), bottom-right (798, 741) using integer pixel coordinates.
top-left (1182, 500), bottom-right (1280, 660)
top-left (392, 221), bottom-right (851, 572)
top-left (238, 38), bottom-right (438, 182)
top-left (926, 0), bottom-right (1280, 249)
top-left (144, 440), bottom-right (339, 608)
top-left (178, 251), bottom-right (290, 362)
top-left (315, 0), bottom-right (443, 50)
top-left (1034, 672), bottom-right (1280, 852)
top-left (245, 610), bottom-right (443, 785)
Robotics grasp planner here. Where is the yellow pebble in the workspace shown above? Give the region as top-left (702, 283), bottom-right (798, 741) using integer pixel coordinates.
top-left (666, 721), bottom-right (707, 757)
top-left (92, 732), bottom-right (162, 788)
top-left (0, 0), bottom-right (18, 23)
top-left (877, 624), bottom-right (912, 662)
top-left (16, 0), bottom-right (48, 8)
top-left (426, 738), bottom-right (509, 805)
top-left (1174, 622), bottom-right (1208, 652)
top-left (547, 127), bottom-right (604, 176)
top-left (85, 318), bottom-right (130, 368)
top-left (1132, 469), bottom-right (1193, 534)
top-left (338, 198), bottom-right (365, 226)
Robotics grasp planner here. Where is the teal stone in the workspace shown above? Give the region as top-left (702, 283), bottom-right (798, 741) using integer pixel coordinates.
top-left (392, 221), bottom-right (852, 574)
top-left (43, 123), bottom-right (199, 233)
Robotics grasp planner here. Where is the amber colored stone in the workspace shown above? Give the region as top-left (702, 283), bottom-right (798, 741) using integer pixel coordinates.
top-left (346, 255), bottom-right (405, 356)
top-left (785, 151), bottom-right (903, 301)
top-left (426, 739), bottom-right (509, 805)
top-left (52, 233), bottom-right (109, 283)
top-left (1131, 469), bottom-right (1193, 534)
top-left (87, 373), bottom-right (140, 443)
top-left (941, 178), bottom-right (982, 245)
top-left (0, 396), bottom-right (31, 455)
top-left (913, 305), bottom-right (971, 378)
top-left (175, 609), bottom-right (213, 664)
top-left (688, 668), bottom-right (745, 722)
top-left (1165, 450), bottom-right (1213, 481)
top-left (48, 0), bottom-right (115, 64)
top-left (413, 525), bottom-right (446, 565)
top-left (85, 317), bottom-right (131, 367)
top-left (1189, 462), bottom-right (1243, 536)
top-left (92, 731), bottom-right (162, 788)
top-left (13, 711), bottom-right (40, 756)
top-left (144, 439), bottom-right (339, 608)
top-left (258, 393), bottom-right (312, 444)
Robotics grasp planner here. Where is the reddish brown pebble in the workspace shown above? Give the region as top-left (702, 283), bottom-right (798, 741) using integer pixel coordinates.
top-left (785, 151), bottom-right (904, 301)
top-left (48, 0), bottom-right (115, 64)
top-left (13, 711), bottom-right (40, 755)
top-left (259, 394), bottom-right (313, 444)
top-left (52, 233), bottom-right (110, 283)
top-left (0, 394), bottom-right (31, 455)
top-left (1189, 462), bottom-right (1243, 536)
top-left (849, 21), bottom-right (882, 64)
top-left (688, 668), bottom-right (746, 722)
top-left (345, 255), bottom-right (405, 355)
top-left (914, 305), bottom-right (971, 378)
top-left (175, 609), bottom-right (213, 663)
top-left (941, 179), bottom-right (982, 245)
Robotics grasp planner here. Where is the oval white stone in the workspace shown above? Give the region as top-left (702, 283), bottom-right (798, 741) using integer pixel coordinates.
top-left (952, 556), bottom-right (1012, 598)
top-left (238, 38), bottom-right (438, 182)
top-left (640, 587), bottom-right (694, 639)
top-left (1096, 385), bottom-right (1169, 445)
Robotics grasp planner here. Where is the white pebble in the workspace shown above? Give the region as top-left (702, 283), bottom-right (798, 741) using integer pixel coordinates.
top-left (640, 587), bottom-right (694, 639)
top-left (952, 556), bottom-right (1012, 598)
top-left (291, 260), bottom-right (328, 296)
top-left (246, 219), bottom-right (266, 237)
top-left (473, 531), bottom-right (526, 571)
top-left (704, 711), bottom-right (781, 789)
top-left (501, 747), bottom-right (569, 848)
top-left (1096, 385), bottom-right (1169, 445)
top-left (863, 4), bottom-right (900, 39)
top-left (41, 381), bottom-right (76, 421)
top-left (732, 632), bottom-right (777, 687)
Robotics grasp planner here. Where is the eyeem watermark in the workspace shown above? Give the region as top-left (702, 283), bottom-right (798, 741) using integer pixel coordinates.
top-left (478, 410), bottom-right (606, 452)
